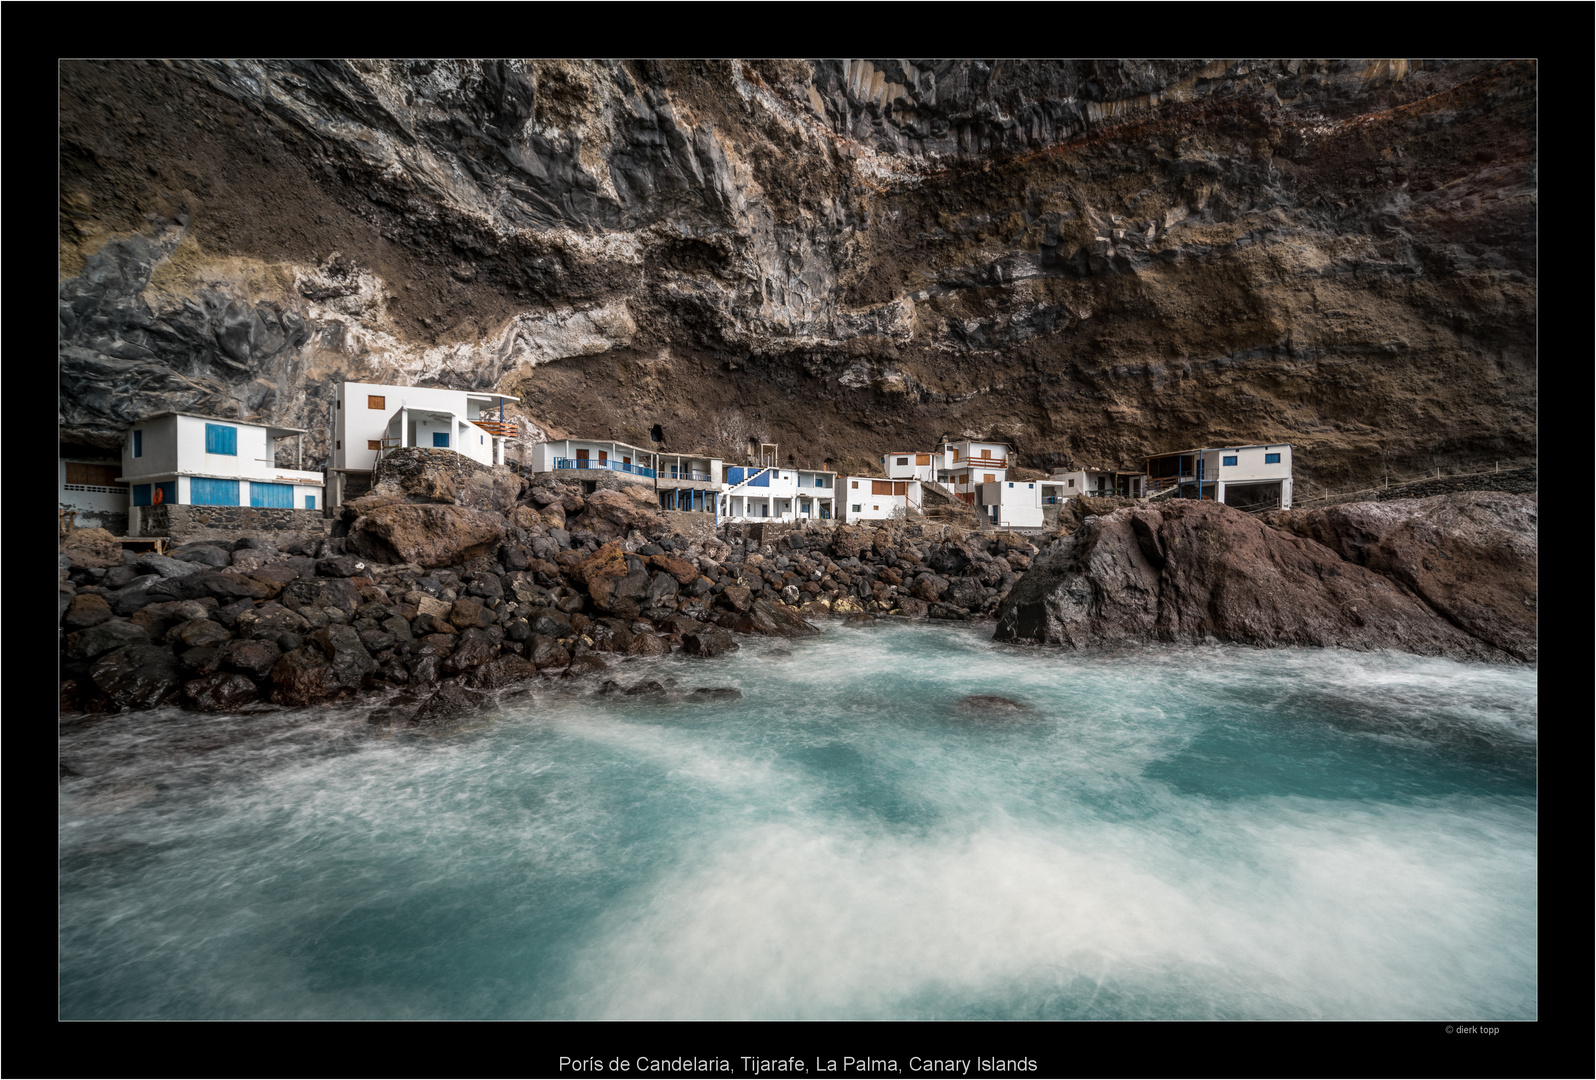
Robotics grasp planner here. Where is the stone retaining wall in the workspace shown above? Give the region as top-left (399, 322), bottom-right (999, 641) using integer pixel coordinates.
top-left (132, 504), bottom-right (330, 544)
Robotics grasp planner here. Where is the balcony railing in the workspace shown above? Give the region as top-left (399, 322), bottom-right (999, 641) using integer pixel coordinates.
top-left (667, 467), bottom-right (713, 482)
top-left (953, 456), bottom-right (1009, 469)
top-left (472, 419), bottom-right (519, 438)
top-left (554, 457), bottom-right (657, 478)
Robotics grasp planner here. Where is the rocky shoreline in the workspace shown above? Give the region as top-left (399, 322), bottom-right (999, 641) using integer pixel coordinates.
top-left (59, 458), bottom-right (1045, 724)
top-left (60, 462), bottom-right (1534, 726)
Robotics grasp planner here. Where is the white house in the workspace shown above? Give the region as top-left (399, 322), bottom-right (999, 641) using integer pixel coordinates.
top-left (330, 380), bottom-right (520, 507)
top-left (975, 480), bottom-right (1044, 530)
top-left (1042, 467), bottom-right (1146, 502)
top-left (118, 412), bottom-right (324, 523)
top-left (840, 477), bottom-right (920, 524)
top-left (720, 465), bottom-right (838, 523)
top-left (530, 437), bottom-right (662, 483)
top-left (1144, 444), bottom-right (1293, 510)
top-left (881, 451), bottom-right (938, 483)
top-left (935, 440), bottom-right (1012, 504)
top-left (60, 447), bottom-right (129, 534)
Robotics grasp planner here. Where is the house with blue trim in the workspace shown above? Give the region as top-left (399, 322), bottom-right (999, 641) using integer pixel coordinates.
top-left (118, 412), bottom-right (324, 529)
top-left (1144, 444), bottom-right (1294, 509)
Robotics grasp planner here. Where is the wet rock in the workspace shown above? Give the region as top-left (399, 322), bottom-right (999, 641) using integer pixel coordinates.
top-left (66, 619), bottom-right (151, 660)
top-left (995, 500), bottom-right (1506, 660)
top-left (626, 632), bottom-right (670, 658)
top-left (410, 679), bottom-right (489, 726)
top-left (90, 644), bottom-right (183, 710)
top-left (464, 654), bottom-right (539, 688)
top-left (1265, 492), bottom-right (1537, 662)
top-left (564, 653), bottom-right (609, 678)
top-left (681, 626), bottom-right (740, 657)
top-left (218, 638), bottom-right (282, 679)
top-left (956, 694), bottom-right (1037, 717)
top-left (687, 687), bottom-right (743, 702)
top-left (734, 599), bottom-right (821, 638)
top-left (308, 624), bottom-right (377, 688)
top-left (182, 672), bottom-right (262, 712)
top-left (443, 627), bottom-right (501, 673)
top-left (170, 619), bottom-right (232, 649)
top-left (268, 646), bottom-right (343, 706)
top-left (316, 555), bottom-right (370, 578)
top-left (134, 553), bottom-right (202, 579)
top-left (173, 543), bottom-right (233, 567)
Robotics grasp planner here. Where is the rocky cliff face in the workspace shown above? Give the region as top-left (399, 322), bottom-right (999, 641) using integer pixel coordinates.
top-left (61, 59), bottom-right (1534, 482)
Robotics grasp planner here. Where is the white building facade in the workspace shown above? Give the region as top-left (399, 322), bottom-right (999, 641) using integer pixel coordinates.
top-left (720, 467), bottom-right (838, 523)
top-left (935, 440), bottom-right (1012, 504)
top-left (881, 451), bottom-right (938, 483)
top-left (841, 477), bottom-right (921, 524)
top-left (119, 412), bottom-right (323, 516)
top-left (975, 480), bottom-right (1044, 529)
top-left (1145, 444), bottom-right (1294, 509)
top-left (60, 450), bottom-right (129, 533)
top-left (330, 380), bottom-right (519, 506)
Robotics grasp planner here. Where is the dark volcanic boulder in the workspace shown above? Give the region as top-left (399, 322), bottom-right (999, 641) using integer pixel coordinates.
top-left (90, 644), bottom-right (183, 710)
top-left (1264, 492), bottom-right (1537, 662)
top-left (347, 504), bottom-right (506, 568)
top-left (269, 647), bottom-right (343, 706)
top-left (995, 501), bottom-right (1507, 660)
top-left (66, 619), bottom-right (151, 660)
top-left (733, 599), bottom-right (821, 638)
top-left (63, 593), bottom-right (115, 631)
top-left (182, 672), bottom-right (262, 712)
top-left (681, 626), bottom-right (740, 657)
top-left (410, 679), bottom-right (489, 726)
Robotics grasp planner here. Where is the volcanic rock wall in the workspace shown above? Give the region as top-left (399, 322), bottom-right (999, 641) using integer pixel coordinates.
top-left (61, 59), bottom-right (1535, 485)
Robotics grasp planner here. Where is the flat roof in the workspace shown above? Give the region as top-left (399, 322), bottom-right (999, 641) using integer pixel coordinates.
top-left (340, 379), bottom-right (521, 404)
top-left (1147, 444), bottom-right (1292, 457)
top-left (133, 412), bottom-right (307, 436)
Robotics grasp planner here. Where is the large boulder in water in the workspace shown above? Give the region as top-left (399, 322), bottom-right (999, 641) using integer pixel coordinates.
top-left (994, 500), bottom-right (1509, 661)
top-left (1263, 492), bottom-right (1537, 662)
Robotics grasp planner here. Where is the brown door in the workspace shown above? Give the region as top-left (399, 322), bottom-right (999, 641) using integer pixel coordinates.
top-left (872, 480), bottom-right (893, 495)
top-left (577, 449), bottom-right (589, 461)
top-left (599, 451), bottom-right (608, 463)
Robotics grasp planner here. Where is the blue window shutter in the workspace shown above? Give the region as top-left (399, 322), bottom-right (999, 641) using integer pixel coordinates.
top-left (1265, 453), bottom-right (1281, 464)
top-left (192, 478), bottom-right (239, 505)
top-left (1223, 455), bottom-right (1238, 466)
top-left (133, 484), bottom-right (151, 507)
top-left (305, 495), bottom-right (316, 510)
top-left (206, 424), bottom-right (237, 455)
top-left (250, 483), bottom-right (293, 508)
top-left (433, 432), bottom-right (450, 448)
top-left (132, 430), bottom-right (142, 458)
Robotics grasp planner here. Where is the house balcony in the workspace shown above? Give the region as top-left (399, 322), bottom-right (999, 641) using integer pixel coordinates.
top-left (472, 419), bottom-right (519, 438)
top-left (553, 457), bottom-right (657, 478)
top-left (952, 456), bottom-right (1009, 470)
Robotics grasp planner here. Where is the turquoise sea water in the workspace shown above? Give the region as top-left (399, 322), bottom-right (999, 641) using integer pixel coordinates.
top-left (59, 623), bottom-right (1537, 1020)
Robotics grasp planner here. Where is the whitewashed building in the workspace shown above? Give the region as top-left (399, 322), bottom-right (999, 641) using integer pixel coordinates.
top-left (935, 440), bottom-right (1012, 504)
top-left (720, 466), bottom-right (838, 523)
top-left (975, 479), bottom-right (1044, 529)
top-left (1042, 467), bottom-right (1146, 502)
top-left (881, 451), bottom-right (938, 483)
top-left (119, 412), bottom-right (323, 525)
top-left (1145, 444), bottom-right (1294, 509)
top-left (330, 380), bottom-right (520, 507)
top-left (841, 477), bottom-right (920, 524)
top-left (530, 437), bottom-right (661, 483)
top-left (60, 448), bottom-right (129, 534)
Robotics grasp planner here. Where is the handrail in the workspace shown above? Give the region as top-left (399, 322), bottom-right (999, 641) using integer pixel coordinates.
top-left (472, 419), bottom-right (519, 438)
top-left (554, 457), bottom-right (657, 478)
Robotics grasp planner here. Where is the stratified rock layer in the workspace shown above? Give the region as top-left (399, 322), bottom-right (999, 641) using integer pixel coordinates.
top-left (60, 60), bottom-right (1534, 488)
top-left (994, 497), bottom-right (1526, 661)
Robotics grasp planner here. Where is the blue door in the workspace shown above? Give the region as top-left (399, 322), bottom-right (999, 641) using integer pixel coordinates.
top-left (305, 495), bottom-right (316, 510)
top-left (191, 478), bottom-right (239, 505)
top-left (250, 482), bottom-right (294, 508)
